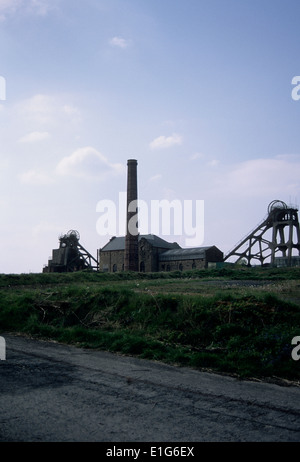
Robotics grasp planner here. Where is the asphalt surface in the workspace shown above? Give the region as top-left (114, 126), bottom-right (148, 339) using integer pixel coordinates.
top-left (0, 333), bottom-right (300, 442)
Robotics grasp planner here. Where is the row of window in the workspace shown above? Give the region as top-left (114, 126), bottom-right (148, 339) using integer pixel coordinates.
top-left (105, 260), bottom-right (200, 272)
top-left (111, 262), bottom-right (146, 272)
top-left (161, 262), bottom-right (197, 271)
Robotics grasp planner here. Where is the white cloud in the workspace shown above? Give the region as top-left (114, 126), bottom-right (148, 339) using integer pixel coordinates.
top-left (28, 0), bottom-right (52, 16)
top-left (0, 0), bottom-right (55, 20)
top-left (109, 36), bottom-right (131, 49)
top-left (56, 146), bottom-right (125, 180)
top-left (32, 221), bottom-right (62, 238)
top-left (149, 133), bottom-right (183, 150)
top-left (207, 159), bottom-right (219, 167)
top-left (189, 153), bottom-right (219, 166)
top-left (0, 0), bottom-right (20, 20)
top-left (14, 94), bottom-right (82, 129)
top-left (149, 174), bottom-right (162, 182)
top-left (190, 152), bottom-right (205, 161)
top-left (16, 94), bottom-right (58, 126)
top-left (19, 131), bottom-right (50, 143)
top-left (19, 169), bottom-right (53, 185)
top-left (211, 155), bottom-right (300, 199)
top-left (63, 104), bottom-right (81, 118)
top-left (0, 0), bottom-right (21, 12)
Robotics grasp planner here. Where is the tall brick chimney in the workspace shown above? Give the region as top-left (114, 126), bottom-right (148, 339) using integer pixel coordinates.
top-left (124, 159), bottom-right (139, 271)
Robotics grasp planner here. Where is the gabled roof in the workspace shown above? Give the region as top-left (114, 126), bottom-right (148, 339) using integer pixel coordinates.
top-left (100, 234), bottom-right (180, 252)
top-left (159, 246), bottom-right (215, 262)
top-left (101, 236), bottom-right (126, 252)
top-left (141, 234), bottom-right (181, 249)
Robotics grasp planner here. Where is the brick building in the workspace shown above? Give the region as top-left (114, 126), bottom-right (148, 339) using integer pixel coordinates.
top-left (98, 159), bottom-right (223, 273)
top-left (98, 234), bottom-right (223, 273)
top-left (158, 246), bottom-right (223, 271)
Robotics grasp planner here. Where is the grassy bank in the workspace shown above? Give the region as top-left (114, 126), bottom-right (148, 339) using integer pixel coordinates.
top-left (0, 267), bottom-right (300, 382)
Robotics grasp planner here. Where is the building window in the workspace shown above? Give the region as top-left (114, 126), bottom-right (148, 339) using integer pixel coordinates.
top-left (113, 264), bottom-right (117, 272)
top-left (140, 261), bottom-right (145, 272)
top-left (179, 263), bottom-right (183, 271)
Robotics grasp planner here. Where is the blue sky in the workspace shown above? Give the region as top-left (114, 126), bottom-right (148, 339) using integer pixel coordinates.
top-left (0, 0), bottom-right (300, 273)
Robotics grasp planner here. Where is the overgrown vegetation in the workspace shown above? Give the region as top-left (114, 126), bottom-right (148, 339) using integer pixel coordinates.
top-left (0, 267), bottom-right (300, 382)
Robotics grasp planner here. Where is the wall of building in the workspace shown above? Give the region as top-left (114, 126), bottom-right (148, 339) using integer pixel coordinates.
top-left (99, 249), bottom-right (124, 272)
top-left (138, 238), bottom-right (154, 272)
top-left (158, 247), bottom-right (223, 272)
top-left (99, 238), bottom-right (180, 273)
top-left (205, 247), bottom-right (224, 263)
top-left (99, 244), bottom-right (224, 273)
top-left (159, 258), bottom-right (205, 272)
top-left (138, 238), bottom-right (169, 272)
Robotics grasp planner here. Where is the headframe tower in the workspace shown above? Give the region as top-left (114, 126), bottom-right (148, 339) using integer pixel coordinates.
top-left (224, 200), bottom-right (300, 267)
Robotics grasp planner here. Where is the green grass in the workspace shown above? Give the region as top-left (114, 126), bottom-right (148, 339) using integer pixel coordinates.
top-left (0, 267), bottom-right (300, 382)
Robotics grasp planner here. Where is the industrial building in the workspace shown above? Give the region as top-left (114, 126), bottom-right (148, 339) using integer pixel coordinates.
top-left (98, 234), bottom-right (223, 272)
top-left (98, 159), bottom-right (223, 273)
top-left (43, 230), bottom-right (98, 273)
top-left (43, 159), bottom-right (300, 273)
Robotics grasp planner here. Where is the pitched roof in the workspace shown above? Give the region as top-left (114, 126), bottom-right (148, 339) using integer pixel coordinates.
top-left (101, 236), bottom-right (126, 251)
top-left (100, 234), bottom-right (180, 252)
top-left (159, 247), bottom-right (213, 262)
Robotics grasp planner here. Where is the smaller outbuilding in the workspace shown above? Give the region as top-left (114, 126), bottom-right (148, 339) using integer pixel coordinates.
top-left (158, 246), bottom-right (224, 272)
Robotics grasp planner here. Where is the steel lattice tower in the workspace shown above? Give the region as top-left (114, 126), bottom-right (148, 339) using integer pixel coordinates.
top-left (224, 200), bottom-right (300, 267)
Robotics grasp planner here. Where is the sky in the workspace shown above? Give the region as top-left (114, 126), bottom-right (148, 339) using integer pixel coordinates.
top-left (0, 0), bottom-right (300, 273)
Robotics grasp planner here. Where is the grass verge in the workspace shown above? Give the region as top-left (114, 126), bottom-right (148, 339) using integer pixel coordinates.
top-left (0, 267), bottom-right (299, 382)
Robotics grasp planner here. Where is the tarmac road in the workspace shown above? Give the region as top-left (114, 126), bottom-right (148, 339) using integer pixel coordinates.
top-left (0, 333), bottom-right (300, 443)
